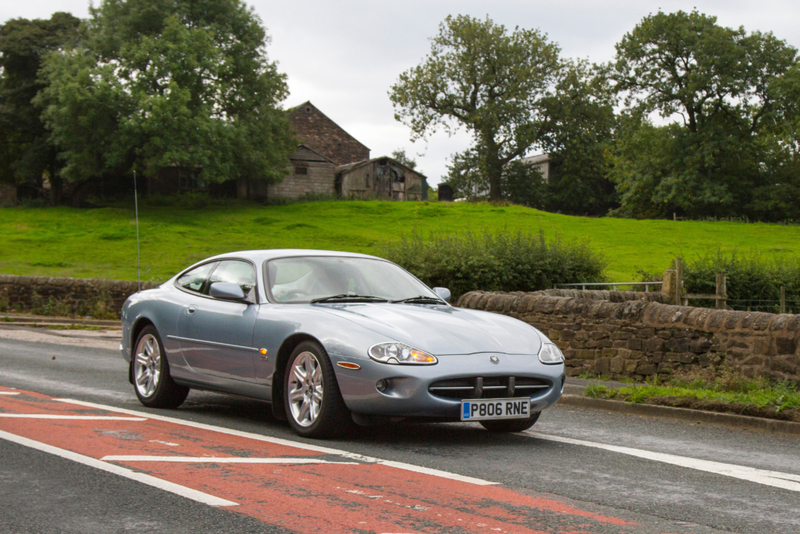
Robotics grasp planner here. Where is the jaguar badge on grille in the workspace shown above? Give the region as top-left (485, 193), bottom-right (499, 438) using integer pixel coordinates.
top-left (489, 355), bottom-right (499, 364)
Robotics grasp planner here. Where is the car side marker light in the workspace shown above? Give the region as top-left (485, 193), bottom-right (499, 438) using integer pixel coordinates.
top-left (337, 362), bottom-right (361, 370)
top-left (259, 348), bottom-right (268, 360)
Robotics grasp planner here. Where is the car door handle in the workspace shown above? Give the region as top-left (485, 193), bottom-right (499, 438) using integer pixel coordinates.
top-left (184, 305), bottom-right (197, 315)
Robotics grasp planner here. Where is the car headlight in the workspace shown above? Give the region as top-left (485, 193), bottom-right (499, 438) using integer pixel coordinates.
top-left (538, 343), bottom-right (564, 365)
top-left (368, 343), bottom-right (437, 365)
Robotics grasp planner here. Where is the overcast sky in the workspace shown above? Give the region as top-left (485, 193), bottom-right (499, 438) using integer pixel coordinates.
top-left (4, 1), bottom-right (800, 184)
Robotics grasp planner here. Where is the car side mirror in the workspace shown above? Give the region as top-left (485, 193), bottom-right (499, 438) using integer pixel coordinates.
top-left (433, 287), bottom-right (451, 303)
top-left (209, 282), bottom-right (246, 301)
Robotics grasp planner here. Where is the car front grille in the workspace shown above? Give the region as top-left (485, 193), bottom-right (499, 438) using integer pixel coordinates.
top-left (428, 376), bottom-right (551, 400)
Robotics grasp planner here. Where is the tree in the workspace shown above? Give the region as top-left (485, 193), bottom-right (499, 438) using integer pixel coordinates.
top-left (37, 0), bottom-right (295, 195)
top-left (390, 149), bottom-right (417, 170)
top-left (538, 60), bottom-right (618, 215)
top-left (390, 15), bottom-right (561, 200)
top-left (0, 12), bottom-right (80, 202)
top-left (611, 10), bottom-right (798, 218)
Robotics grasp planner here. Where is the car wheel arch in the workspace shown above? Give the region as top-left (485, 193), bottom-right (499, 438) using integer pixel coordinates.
top-left (271, 333), bottom-right (323, 421)
top-left (129, 318), bottom-right (155, 384)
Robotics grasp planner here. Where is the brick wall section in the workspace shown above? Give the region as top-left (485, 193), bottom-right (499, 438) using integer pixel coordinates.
top-left (0, 275), bottom-right (159, 318)
top-left (457, 290), bottom-right (800, 384)
top-left (287, 102), bottom-right (370, 165)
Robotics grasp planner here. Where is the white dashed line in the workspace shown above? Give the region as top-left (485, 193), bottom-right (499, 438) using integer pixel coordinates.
top-left (0, 392), bottom-right (20, 395)
top-left (0, 429), bottom-right (238, 507)
top-left (527, 432), bottom-right (800, 493)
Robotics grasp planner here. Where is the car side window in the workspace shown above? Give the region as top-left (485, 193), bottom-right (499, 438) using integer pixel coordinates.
top-left (208, 260), bottom-right (256, 297)
top-left (176, 262), bottom-right (217, 293)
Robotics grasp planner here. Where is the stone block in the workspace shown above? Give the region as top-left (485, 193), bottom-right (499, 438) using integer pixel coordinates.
top-left (689, 338), bottom-right (713, 353)
top-left (752, 313), bottom-right (773, 331)
top-left (601, 348), bottom-right (618, 358)
top-left (677, 352), bottom-right (696, 364)
top-left (723, 311), bottom-right (745, 330)
top-left (705, 310), bottom-right (726, 330)
top-left (769, 315), bottom-right (789, 332)
top-left (657, 362), bottom-right (676, 373)
top-left (646, 338), bottom-right (665, 352)
top-left (628, 338), bottom-right (644, 351)
top-left (740, 312), bottom-right (759, 330)
top-left (636, 362), bottom-right (658, 375)
top-left (665, 338), bottom-right (690, 352)
top-left (775, 337), bottom-right (798, 356)
top-left (594, 357), bottom-right (611, 374)
top-left (637, 328), bottom-right (656, 339)
top-left (610, 357), bottom-right (624, 374)
top-left (597, 339), bottom-right (613, 349)
top-left (624, 360), bottom-right (639, 373)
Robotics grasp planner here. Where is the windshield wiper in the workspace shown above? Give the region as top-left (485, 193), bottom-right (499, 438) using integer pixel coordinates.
top-left (390, 295), bottom-right (445, 304)
top-left (310, 294), bottom-right (389, 304)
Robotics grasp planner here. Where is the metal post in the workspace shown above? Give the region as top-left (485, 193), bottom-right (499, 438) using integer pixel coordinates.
top-left (780, 286), bottom-right (786, 314)
top-left (716, 273), bottom-right (727, 310)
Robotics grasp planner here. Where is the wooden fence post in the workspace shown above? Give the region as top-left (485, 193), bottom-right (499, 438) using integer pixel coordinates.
top-left (675, 258), bottom-right (683, 306)
top-left (716, 273), bottom-right (727, 310)
top-left (780, 286), bottom-right (786, 314)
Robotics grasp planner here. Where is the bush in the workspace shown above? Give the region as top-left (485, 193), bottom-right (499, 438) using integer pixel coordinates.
top-left (681, 251), bottom-right (800, 312)
top-left (383, 229), bottom-right (606, 299)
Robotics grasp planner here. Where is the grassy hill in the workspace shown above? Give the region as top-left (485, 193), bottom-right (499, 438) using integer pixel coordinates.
top-left (2, 200), bottom-right (799, 283)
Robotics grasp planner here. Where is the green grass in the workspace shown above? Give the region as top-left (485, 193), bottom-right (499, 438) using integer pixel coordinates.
top-left (2, 200), bottom-right (800, 282)
top-left (585, 378), bottom-right (800, 414)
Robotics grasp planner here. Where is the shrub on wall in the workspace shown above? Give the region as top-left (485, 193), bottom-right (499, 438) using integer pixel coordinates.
top-left (682, 252), bottom-right (800, 312)
top-left (384, 229), bottom-right (606, 298)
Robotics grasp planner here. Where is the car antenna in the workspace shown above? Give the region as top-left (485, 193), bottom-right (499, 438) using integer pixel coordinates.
top-left (134, 169), bottom-right (141, 292)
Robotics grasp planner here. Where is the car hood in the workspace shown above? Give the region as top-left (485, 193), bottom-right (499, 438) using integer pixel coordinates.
top-left (315, 303), bottom-right (542, 356)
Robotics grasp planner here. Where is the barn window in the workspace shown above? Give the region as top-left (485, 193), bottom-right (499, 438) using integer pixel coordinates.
top-left (295, 166), bottom-right (308, 175)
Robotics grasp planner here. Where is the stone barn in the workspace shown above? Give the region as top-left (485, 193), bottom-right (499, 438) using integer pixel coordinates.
top-left (265, 145), bottom-right (337, 199)
top-left (336, 157), bottom-right (428, 201)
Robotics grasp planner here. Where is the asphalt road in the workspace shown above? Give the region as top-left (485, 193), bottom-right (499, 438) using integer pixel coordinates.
top-left (1, 335), bottom-right (798, 534)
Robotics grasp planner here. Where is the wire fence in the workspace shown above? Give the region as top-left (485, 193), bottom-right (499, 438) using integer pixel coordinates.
top-left (725, 299), bottom-right (800, 314)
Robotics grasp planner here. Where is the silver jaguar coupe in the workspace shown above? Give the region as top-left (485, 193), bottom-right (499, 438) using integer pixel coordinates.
top-left (120, 250), bottom-right (565, 438)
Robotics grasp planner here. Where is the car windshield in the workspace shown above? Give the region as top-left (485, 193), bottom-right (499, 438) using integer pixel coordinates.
top-left (266, 256), bottom-right (442, 304)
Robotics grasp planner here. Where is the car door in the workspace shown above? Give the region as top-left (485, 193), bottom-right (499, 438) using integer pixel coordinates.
top-left (175, 259), bottom-right (259, 382)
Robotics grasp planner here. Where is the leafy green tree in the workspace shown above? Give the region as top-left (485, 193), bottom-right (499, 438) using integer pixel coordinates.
top-left (390, 15), bottom-right (561, 201)
top-left (390, 149), bottom-right (417, 170)
top-left (611, 10), bottom-right (798, 218)
top-left (0, 12), bottom-right (80, 202)
top-left (538, 61), bottom-right (617, 215)
top-left (37, 0), bottom-right (294, 195)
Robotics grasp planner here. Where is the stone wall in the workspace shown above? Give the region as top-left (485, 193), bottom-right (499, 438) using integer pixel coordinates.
top-left (0, 275), bottom-right (159, 318)
top-left (268, 160), bottom-right (336, 199)
top-left (457, 290), bottom-right (800, 384)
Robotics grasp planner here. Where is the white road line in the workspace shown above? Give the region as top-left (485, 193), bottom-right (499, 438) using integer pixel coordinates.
top-left (0, 414), bottom-right (147, 421)
top-left (527, 432), bottom-right (800, 493)
top-left (55, 398), bottom-right (496, 486)
top-left (0, 391), bottom-right (20, 395)
top-left (102, 455), bottom-right (359, 464)
top-left (0, 429), bottom-right (238, 507)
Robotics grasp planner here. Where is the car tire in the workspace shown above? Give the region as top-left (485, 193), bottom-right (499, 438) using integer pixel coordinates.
top-left (132, 326), bottom-right (189, 409)
top-left (479, 411), bottom-right (540, 433)
top-left (284, 340), bottom-right (351, 439)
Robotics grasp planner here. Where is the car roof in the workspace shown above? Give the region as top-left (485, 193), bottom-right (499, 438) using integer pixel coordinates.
top-left (204, 249), bottom-right (380, 263)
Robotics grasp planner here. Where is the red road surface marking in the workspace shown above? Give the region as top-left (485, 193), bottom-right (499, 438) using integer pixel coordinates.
top-left (0, 387), bottom-right (638, 534)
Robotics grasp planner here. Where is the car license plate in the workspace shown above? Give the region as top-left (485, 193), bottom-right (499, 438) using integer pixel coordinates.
top-left (460, 398), bottom-right (530, 421)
